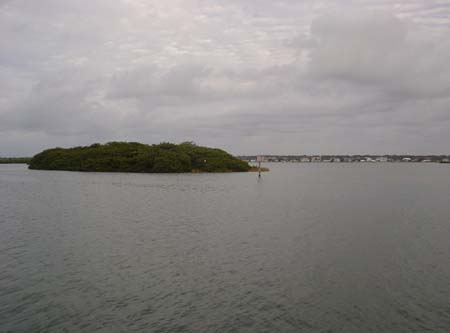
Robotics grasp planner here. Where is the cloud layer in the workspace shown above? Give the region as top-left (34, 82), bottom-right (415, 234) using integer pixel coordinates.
top-left (1, 0), bottom-right (450, 155)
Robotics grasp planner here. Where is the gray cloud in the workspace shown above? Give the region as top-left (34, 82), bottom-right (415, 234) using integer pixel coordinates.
top-left (306, 9), bottom-right (450, 99)
top-left (1, 0), bottom-right (450, 156)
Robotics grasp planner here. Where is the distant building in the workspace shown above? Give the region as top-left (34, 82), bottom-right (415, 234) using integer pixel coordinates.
top-left (300, 157), bottom-right (311, 162)
top-left (311, 156), bottom-right (321, 162)
top-left (376, 156), bottom-right (388, 162)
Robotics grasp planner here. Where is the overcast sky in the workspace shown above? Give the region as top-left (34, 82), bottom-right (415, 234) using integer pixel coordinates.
top-left (1, 0), bottom-right (450, 156)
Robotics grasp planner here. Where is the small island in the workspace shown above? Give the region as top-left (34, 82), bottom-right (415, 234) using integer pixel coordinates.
top-left (29, 141), bottom-right (252, 173)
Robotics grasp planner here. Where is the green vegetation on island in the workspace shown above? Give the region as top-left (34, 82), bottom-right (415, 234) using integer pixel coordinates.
top-left (0, 157), bottom-right (31, 164)
top-left (28, 142), bottom-right (251, 173)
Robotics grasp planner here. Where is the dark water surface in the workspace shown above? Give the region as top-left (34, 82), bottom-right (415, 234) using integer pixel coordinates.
top-left (1, 163), bottom-right (449, 332)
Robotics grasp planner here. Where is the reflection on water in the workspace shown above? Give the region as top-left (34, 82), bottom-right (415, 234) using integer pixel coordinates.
top-left (1, 163), bottom-right (449, 332)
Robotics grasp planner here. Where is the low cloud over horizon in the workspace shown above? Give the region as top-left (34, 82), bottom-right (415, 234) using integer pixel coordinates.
top-left (1, 0), bottom-right (450, 156)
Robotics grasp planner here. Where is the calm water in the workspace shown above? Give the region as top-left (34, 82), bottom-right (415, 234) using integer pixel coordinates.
top-left (0, 163), bottom-right (449, 332)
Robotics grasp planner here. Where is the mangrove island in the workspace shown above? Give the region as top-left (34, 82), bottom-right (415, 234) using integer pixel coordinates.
top-left (28, 141), bottom-right (251, 173)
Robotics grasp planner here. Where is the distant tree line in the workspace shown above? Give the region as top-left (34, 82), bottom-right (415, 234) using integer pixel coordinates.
top-left (29, 142), bottom-right (250, 173)
top-left (0, 157), bottom-right (31, 164)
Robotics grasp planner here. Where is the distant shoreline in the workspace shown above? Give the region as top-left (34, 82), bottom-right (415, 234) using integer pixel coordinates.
top-left (241, 155), bottom-right (450, 163)
top-left (0, 158), bottom-right (31, 164)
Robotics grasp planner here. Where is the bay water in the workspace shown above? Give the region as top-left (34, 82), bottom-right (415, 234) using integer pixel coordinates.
top-left (1, 163), bottom-right (449, 332)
